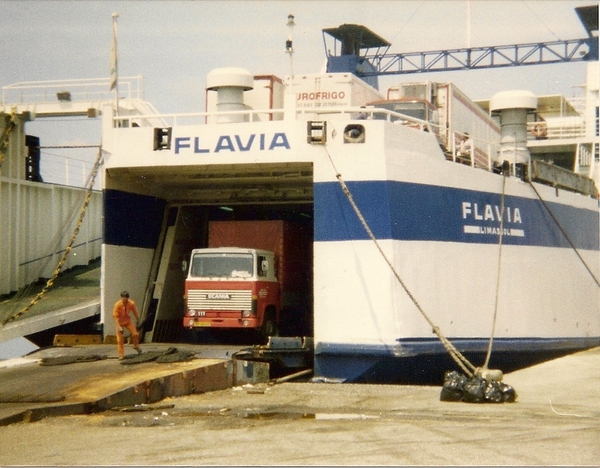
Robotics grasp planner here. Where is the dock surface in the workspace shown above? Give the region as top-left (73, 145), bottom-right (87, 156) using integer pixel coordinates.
top-left (0, 345), bottom-right (597, 465)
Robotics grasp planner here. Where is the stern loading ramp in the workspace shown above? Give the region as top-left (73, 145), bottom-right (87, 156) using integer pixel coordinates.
top-left (105, 162), bottom-right (315, 344)
top-left (0, 345), bottom-right (235, 426)
top-left (0, 340), bottom-right (314, 426)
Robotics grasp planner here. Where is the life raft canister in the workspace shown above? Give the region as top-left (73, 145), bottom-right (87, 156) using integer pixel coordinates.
top-left (532, 122), bottom-right (547, 139)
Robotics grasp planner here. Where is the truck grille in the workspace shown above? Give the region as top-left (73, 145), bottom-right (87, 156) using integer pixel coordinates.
top-left (188, 289), bottom-right (252, 310)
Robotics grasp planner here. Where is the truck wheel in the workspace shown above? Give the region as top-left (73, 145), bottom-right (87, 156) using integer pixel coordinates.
top-left (258, 311), bottom-right (278, 344)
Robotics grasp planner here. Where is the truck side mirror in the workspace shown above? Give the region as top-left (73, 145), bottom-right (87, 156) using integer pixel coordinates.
top-left (181, 260), bottom-right (188, 273)
top-left (261, 259), bottom-right (269, 272)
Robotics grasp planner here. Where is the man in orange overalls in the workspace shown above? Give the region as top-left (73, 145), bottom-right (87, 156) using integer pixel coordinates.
top-left (112, 290), bottom-right (142, 360)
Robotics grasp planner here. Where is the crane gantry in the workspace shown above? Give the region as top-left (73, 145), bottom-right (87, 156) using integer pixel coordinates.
top-left (323, 4), bottom-right (598, 88)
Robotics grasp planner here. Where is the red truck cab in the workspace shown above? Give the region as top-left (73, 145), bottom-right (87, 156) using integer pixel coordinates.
top-left (183, 247), bottom-right (279, 341)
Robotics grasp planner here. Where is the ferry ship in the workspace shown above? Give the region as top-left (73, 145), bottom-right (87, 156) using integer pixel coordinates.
top-left (97, 15), bottom-right (599, 382)
top-left (1, 6), bottom-right (597, 383)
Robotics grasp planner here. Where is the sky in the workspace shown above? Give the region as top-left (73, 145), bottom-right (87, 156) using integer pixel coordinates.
top-left (1, 1), bottom-right (593, 106)
top-left (1, 0), bottom-right (594, 186)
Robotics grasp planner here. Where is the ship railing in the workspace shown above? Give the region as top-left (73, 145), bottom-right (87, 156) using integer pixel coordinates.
top-left (527, 119), bottom-right (586, 140)
top-left (1, 76), bottom-right (145, 105)
top-left (526, 95), bottom-right (595, 141)
top-left (114, 105), bottom-right (437, 130)
top-left (297, 106), bottom-right (436, 132)
top-left (447, 130), bottom-right (500, 171)
top-left (114, 108), bottom-right (287, 127)
top-left (302, 107), bottom-right (503, 172)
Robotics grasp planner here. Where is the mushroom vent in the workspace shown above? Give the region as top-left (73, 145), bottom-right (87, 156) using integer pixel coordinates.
top-left (490, 90), bottom-right (537, 167)
top-left (206, 67), bottom-right (254, 123)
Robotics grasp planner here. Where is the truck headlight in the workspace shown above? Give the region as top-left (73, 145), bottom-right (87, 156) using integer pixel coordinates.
top-left (189, 310), bottom-right (197, 317)
top-left (242, 310), bottom-right (251, 318)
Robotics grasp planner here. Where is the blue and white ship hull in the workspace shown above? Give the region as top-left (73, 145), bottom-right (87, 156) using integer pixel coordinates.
top-left (312, 122), bottom-right (599, 382)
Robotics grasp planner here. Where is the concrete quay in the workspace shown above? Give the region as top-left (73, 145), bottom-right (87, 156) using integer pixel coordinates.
top-left (0, 345), bottom-right (597, 465)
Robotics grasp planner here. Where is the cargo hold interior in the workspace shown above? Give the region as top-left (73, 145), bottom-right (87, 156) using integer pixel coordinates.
top-left (103, 162), bottom-right (314, 343)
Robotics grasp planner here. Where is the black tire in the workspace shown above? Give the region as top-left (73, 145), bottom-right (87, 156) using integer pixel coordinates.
top-left (258, 310), bottom-right (278, 344)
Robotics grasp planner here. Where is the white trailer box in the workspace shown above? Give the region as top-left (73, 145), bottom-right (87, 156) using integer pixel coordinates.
top-left (388, 81), bottom-right (501, 169)
top-left (290, 73), bottom-right (384, 119)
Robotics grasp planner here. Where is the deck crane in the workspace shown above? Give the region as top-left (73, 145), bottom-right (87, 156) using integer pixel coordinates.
top-left (323, 4), bottom-right (598, 90)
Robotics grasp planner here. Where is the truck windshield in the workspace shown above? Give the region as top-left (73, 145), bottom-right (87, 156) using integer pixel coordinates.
top-left (190, 253), bottom-right (253, 278)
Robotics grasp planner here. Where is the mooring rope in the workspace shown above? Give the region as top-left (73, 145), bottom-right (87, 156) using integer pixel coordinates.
top-left (1, 145), bottom-right (104, 325)
top-left (324, 147), bottom-right (477, 376)
top-left (483, 171), bottom-right (508, 369)
top-left (528, 181), bottom-right (600, 289)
